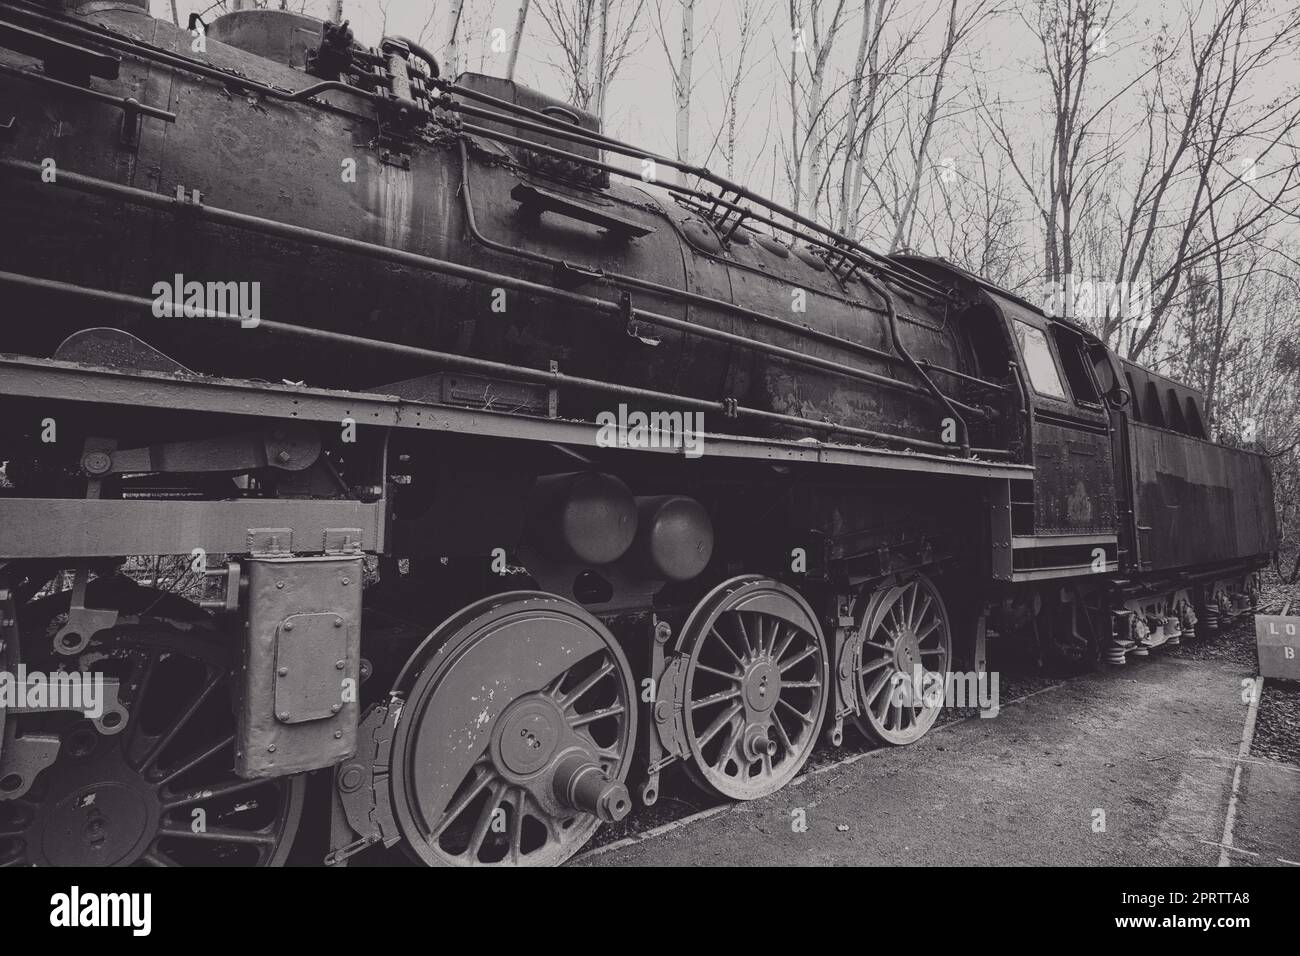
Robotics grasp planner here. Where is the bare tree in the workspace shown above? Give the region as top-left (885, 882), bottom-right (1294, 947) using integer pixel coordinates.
top-left (650, 0), bottom-right (704, 162)
top-left (535, 0), bottom-right (648, 111)
top-left (886, 0), bottom-right (992, 251)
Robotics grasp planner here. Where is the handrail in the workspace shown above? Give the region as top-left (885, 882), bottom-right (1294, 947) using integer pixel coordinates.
top-left (0, 268), bottom-right (1014, 460)
top-left (0, 159), bottom-right (1014, 459)
top-left (457, 139), bottom-right (1004, 400)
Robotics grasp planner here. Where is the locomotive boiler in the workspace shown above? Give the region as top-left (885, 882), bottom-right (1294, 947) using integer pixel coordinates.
top-left (0, 0), bottom-right (1278, 867)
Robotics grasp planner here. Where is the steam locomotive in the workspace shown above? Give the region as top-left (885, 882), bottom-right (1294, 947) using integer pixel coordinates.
top-left (0, 0), bottom-right (1277, 866)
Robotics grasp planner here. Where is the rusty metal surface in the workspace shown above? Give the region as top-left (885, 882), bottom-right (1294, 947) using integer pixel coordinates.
top-left (0, 4), bottom-right (1012, 459)
top-left (1128, 421), bottom-right (1277, 571)
top-left (0, 353), bottom-right (1032, 478)
top-left (1027, 420), bottom-right (1116, 534)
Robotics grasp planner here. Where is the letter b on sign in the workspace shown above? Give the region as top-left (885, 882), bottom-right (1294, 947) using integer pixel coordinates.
top-left (1255, 614), bottom-right (1300, 681)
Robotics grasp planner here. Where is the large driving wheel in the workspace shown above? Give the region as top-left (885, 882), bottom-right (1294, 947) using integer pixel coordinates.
top-left (0, 624), bottom-right (305, 866)
top-left (389, 592), bottom-right (637, 866)
top-left (675, 576), bottom-right (828, 800)
top-left (852, 574), bottom-right (952, 746)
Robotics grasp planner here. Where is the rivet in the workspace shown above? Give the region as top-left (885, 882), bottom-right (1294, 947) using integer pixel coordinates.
top-left (278, 667), bottom-right (288, 676)
top-left (276, 581), bottom-right (285, 589)
top-left (278, 711), bottom-right (290, 720)
top-left (341, 577), bottom-right (351, 585)
top-left (267, 744), bottom-right (277, 752)
top-left (335, 660), bottom-right (345, 670)
top-left (334, 731), bottom-right (343, 739)
top-left (284, 622), bottom-right (294, 631)
top-left (331, 703), bottom-right (341, 713)
top-left (334, 617), bottom-right (343, 627)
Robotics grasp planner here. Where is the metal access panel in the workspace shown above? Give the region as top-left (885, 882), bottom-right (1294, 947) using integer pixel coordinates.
top-left (237, 556), bottom-right (363, 779)
top-left (1255, 615), bottom-right (1300, 682)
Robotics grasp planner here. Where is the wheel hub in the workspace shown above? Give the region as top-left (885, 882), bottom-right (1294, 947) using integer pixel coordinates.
top-left (43, 777), bottom-right (155, 867)
top-left (492, 698), bottom-right (564, 777)
top-left (741, 658), bottom-right (781, 714)
top-left (892, 630), bottom-right (921, 674)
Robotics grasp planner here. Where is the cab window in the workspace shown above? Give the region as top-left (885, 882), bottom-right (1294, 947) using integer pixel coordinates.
top-left (1012, 319), bottom-right (1068, 400)
top-left (1052, 327), bottom-right (1102, 406)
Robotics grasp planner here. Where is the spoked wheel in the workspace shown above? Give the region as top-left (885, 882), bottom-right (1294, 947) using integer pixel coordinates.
top-left (0, 625), bottom-right (305, 866)
top-left (853, 574), bottom-right (952, 746)
top-left (390, 592), bottom-right (637, 867)
top-left (676, 576), bottom-right (828, 800)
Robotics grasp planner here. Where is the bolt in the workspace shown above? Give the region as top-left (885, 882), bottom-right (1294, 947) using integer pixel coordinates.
top-left (341, 577), bottom-right (351, 585)
top-left (276, 581), bottom-right (285, 589)
top-left (331, 703), bottom-right (341, 714)
top-left (334, 617), bottom-right (343, 628)
top-left (335, 660), bottom-right (346, 670)
top-left (334, 731), bottom-right (343, 739)
top-left (276, 450), bottom-right (291, 464)
top-left (267, 744), bottom-right (276, 752)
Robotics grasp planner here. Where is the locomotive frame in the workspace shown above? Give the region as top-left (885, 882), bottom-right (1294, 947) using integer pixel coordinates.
top-left (0, 0), bottom-right (1278, 867)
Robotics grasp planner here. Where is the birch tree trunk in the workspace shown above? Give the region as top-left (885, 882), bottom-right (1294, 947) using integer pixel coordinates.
top-left (838, 0), bottom-right (875, 234)
top-left (675, 0), bottom-right (695, 163)
top-left (506, 0), bottom-right (531, 81)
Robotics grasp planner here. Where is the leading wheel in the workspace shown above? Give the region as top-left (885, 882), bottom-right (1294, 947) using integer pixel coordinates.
top-left (0, 624), bottom-right (305, 866)
top-left (675, 576), bottom-right (828, 800)
top-left (389, 592), bottom-right (637, 866)
top-left (852, 574), bottom-right (952, 746)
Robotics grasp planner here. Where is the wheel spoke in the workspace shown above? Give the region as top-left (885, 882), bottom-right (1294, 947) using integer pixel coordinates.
top-left (733, 613), bottom-right (755, 655)
top-left (559, 658), bottom-right (615, 710)
top-left (917, 618), bottom-right (942, 641)
top-left (507, 788), bottom-right (526, 865)
top-left (155, 732), bottom-right (236, 786)
top-left (690, 687), bottom-right (741, 711)
top-left (772, 624), bottom-right (797, 662)
top-left (139, 672), bottom-right (224, 772)
top-left (710, 718), bottom-right (741, 770)
top-left (157, 825), bottom-right (278, 846)
top-left (467, 781), bottom-right (507, 859)
top-left (709, 627), bottom-right (745, 666)
top-left (431, 763), bottom-right (494, 838)
top-left (568, 703), bottom-right (625, 727)
top-left (696, 662), bottom-right (743, 682)
top-left (770, 712), bottom-right (795, 754)
top-left (779, 645), bottom-right (817, 673)
top-left (776, 697), bottom-right (813, 726)
top-left (162, 773), bottom-right (273, 811)
top-left (696, 701), bottom-right (744, 746)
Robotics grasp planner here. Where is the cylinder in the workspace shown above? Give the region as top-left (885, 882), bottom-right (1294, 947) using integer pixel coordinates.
top-left (630, 495), bottom-right (714, 582)
top-left (530, 472), bottom-right (637, 565)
